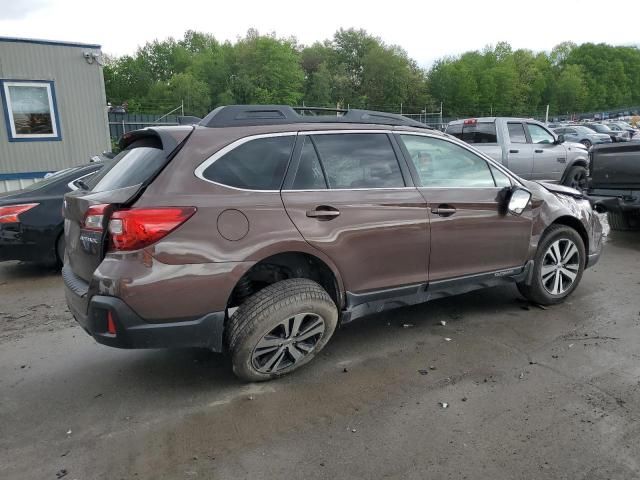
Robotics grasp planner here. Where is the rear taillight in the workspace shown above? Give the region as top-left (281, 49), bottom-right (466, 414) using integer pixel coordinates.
top-left (0, 203), bottom-right (39, 223)
top-left (107, 207), bottom-right (196, 251)
top-left (463, 118), bottom-right (477, 125)
top-left (83, 204), bottom-right (111, 231)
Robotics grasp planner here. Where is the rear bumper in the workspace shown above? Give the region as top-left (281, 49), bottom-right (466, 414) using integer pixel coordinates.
top-left (63, 268), bottom-right (226, 351)
top-left (0, 232), bottom-right (56, 263)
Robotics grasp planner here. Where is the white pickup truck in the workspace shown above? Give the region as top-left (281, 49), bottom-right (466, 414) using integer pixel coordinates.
top-left (446, 117), bottom-right (589, 189)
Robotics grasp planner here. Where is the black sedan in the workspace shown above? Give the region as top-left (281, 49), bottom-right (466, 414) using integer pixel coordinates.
top-left (0, 163), bottom-right (103, 266)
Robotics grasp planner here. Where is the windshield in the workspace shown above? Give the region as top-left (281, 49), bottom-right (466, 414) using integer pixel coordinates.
top-left (590, 124), bottom-right (612, 133)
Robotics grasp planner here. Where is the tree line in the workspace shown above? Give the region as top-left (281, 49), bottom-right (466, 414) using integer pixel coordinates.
top-left (104, 29), bottom-right (640, 118)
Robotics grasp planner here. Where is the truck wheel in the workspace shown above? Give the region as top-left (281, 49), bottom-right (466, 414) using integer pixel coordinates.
top-left (607, 211), bottom-right (639, 231)
top-left (227, 278), bottom-right (338, 382)
top-left (563, 165), bottom-right (587, 190)
top-left (517, 225), bottom-right (585, 306)
top-left (580, 139), bottom-right (592, 148)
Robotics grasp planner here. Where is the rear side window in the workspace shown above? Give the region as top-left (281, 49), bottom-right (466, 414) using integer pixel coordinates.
top-left (311, 133), bottom-right (405, 189)
top-left (90, 146), bottom-right (166, 193)
top-left (447, 122), bottom-right (497, 144)
top-left (292, 137), bottom-right (327, 190)
top-left (202, 135), bottom-right (295, 190)
top-left (508, 123), bottom-right (528, 144)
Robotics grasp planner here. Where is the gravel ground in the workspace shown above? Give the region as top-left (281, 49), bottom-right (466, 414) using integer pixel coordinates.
top-left (0, 221), bottom-right (639, 479)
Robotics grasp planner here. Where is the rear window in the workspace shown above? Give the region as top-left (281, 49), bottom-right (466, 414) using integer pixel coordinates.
top-left (202, 135), bottom-right (295, 190)
top-left (446, 122), bottom-right (497, 144)
top-left (89, 146), bottom-right (166, 193)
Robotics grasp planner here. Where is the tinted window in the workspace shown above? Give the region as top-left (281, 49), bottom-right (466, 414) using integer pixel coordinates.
top-left (312, 133), bottom-right (404, 189)
top-left (490, 165), bottom-right (512, 187)
top-left (508, 123), bottom-right (528, 143)
top-left (292, 137), bottom-right (327, 190)
top-left (400, 135), bottom-right (495, 188)
top-left (447, 122), bottom-right (497, 144)
top-left (202, 136), bottom-right (295, 190)
top-left (526, 124), bottom-right (555, 144)
top-left (91, 147), bottom-right (166, 193)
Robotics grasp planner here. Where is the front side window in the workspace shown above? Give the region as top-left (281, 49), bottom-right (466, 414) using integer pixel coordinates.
top-left (311, 133), bottom-right (405, 189)
top-left (1, 81), bottom-right (60, 141)
top-left (508, 123), bottom-right (528, 144)
top-left (201, 135), bottom-right (295, 190)
top-left (526, 124), bottom-right (555, 144)
top-left (400, 135), bottom-right (495, 188)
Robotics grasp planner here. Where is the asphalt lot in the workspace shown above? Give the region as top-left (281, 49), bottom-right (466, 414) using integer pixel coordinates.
top-left (1, 220), bottom-right (639, 479)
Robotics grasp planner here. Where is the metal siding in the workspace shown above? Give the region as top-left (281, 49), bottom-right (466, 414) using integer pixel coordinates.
top-left (0, 40), bottom-right (110, 192)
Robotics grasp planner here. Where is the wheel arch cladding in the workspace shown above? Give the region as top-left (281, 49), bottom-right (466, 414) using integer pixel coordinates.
top-left (228, 251), bottom-right (342, 310)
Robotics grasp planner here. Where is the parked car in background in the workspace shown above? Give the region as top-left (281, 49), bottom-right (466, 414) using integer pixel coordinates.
top-left (588, 142), bottom-right (640, 230)
top-left (606, 121), bottom-right (636, 139)
top-left (553, 125), bottom-right (612, 148)
top-left (446, 118), bottom-right (590, 189)
top-left (0, 163), bottom-right (104, 266)
top-left (585, 123), bottom-right (628, 142)
top-left (62, 105), bottom-right (602, 381)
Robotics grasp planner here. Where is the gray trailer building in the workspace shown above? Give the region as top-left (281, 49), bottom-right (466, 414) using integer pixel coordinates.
top-left (0, 37), bottom-right (110, 193)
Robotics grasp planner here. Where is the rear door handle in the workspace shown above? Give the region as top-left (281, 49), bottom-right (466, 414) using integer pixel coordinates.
top-left (306, 206), bottom-right (340, 219)
top-left (509, 149), bottom-right (519, 154)
top-left (431, 205), bottom-right (456, 217)
top-left (535, 149), bottom-right (543, 153)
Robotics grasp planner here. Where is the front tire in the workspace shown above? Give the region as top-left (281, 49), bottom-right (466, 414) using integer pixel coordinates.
top-left (517, 225), bottom-right (585, 305)
top-left (227, 278), bottom-right (338, 382)
top-left (563, 165), bottom-right (587, 190)
top-left (580, 139), bottom-right (592, 148)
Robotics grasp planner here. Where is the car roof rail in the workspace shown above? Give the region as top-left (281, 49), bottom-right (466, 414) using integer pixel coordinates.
top-left (198, 105), bottom-right (432, 130)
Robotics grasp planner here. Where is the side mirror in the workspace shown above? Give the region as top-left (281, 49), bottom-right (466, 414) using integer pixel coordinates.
top-left (508, 187), bottom-right (532, 216)
top-left (556, 134), bottom-right (565, 144)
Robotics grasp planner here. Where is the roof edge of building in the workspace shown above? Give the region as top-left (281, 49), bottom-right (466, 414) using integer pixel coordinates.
top-left (0, 36), bottom-right (101, 49)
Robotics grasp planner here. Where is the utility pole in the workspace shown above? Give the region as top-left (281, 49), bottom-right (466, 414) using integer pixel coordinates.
top-left (181, 100), bottom-right (184, 117)
top-left (545, 104), bottom-right (550, 124)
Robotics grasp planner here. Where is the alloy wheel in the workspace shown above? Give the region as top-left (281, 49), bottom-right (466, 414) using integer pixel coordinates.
top-left (540, 239), bottom-right (580, 295)
top-left (251, 313), bottom-right (325, 374)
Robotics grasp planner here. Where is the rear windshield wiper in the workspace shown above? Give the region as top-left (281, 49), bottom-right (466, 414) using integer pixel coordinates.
top-left (74, 179), bottom-right (90, 191)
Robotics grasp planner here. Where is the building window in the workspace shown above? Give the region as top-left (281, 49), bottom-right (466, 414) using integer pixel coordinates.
top-left (1, 80), bottom-right (61, 141)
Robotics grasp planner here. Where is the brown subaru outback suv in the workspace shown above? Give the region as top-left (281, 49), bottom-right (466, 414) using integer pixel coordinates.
top-left (63, 106), bottom-right (603, 381)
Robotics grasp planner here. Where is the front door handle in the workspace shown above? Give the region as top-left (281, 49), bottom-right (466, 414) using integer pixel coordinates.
top-left (431, 205), bottom-right (456, 217)
top-left (509, 149), bottom-right (519, 154)
top-left (534, 149), bottom-right (543, 153)
top-left (306, 206), bottom-right (340, 219)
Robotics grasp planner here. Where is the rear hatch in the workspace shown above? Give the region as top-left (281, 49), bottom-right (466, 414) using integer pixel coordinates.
top-left (589, 143), bottom-right (640, 190)
top-left (63, 127), bottom-right (193, 282)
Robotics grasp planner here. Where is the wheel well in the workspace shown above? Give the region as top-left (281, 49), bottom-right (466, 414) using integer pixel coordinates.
top-left (229, 252), bottom-right (341, 309)
top-left (550, 216), bottom-right (589, 252)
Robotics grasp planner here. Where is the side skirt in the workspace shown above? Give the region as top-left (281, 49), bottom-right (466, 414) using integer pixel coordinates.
top-left (341, 262), bottom-right (533, 324)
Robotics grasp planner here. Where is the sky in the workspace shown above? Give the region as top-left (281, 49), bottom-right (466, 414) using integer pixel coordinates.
top-left (1, 0), bottom-right (639, 67)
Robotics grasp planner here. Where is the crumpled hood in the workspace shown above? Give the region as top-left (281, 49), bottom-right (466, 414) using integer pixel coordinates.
top-left (535, 181), bottom-right (585, 199)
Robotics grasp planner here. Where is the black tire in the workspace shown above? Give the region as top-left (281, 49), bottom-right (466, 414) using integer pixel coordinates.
top-left (56, 234), bottom-right (65, 267)
top-left (562, 165), bottom-right (587, 190)
top-left (228, 278), bottom-right (338, 382)
top-left (517, 225), bottom-right (586, 306)
top-left (607, 211), bottom-right (639, 231)
top-left (580, 139), bottom-right (592, 148)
